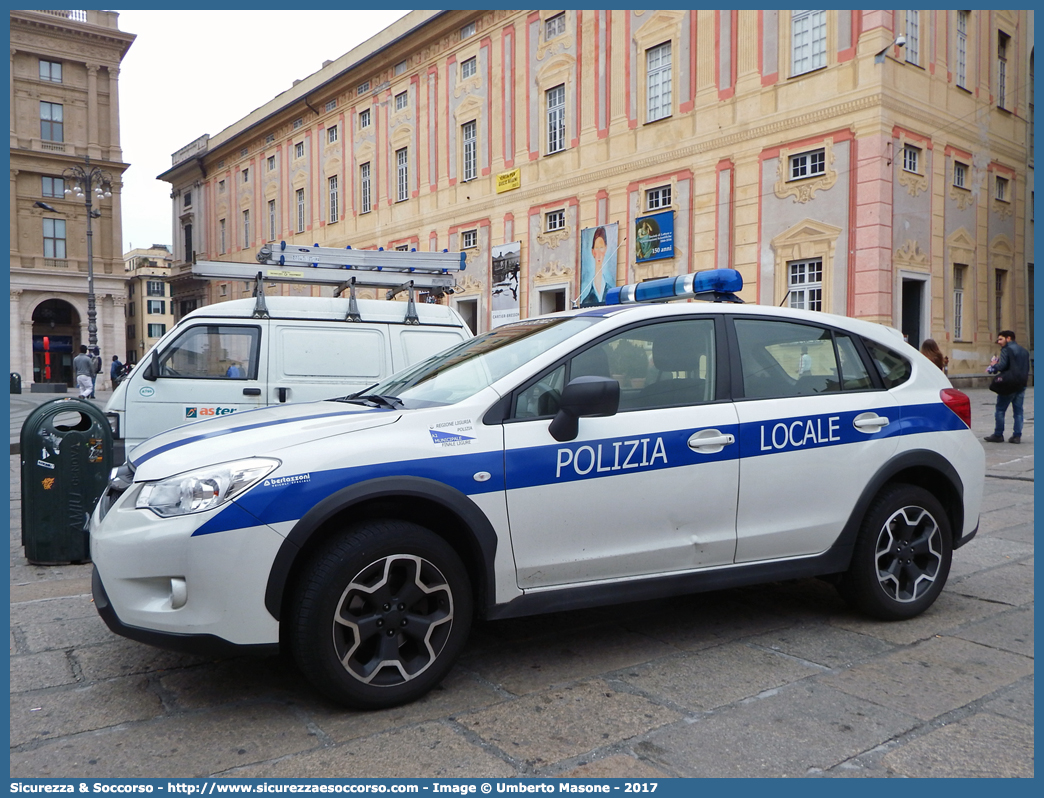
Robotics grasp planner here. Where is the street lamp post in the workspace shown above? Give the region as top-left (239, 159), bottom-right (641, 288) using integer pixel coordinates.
top-left (63, 156), bottom-right (112, 350)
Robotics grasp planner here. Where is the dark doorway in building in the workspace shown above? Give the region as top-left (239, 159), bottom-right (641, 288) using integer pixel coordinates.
top-left (455, 298), bottom-right (479, 335)
top-left (32, 299), bottom-right (80, 386)
top-left (901, 279), bottom-right (924, 349)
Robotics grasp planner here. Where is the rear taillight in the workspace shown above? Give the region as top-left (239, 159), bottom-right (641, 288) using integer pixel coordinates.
top-left (941, 388), bottom-right (971, 428)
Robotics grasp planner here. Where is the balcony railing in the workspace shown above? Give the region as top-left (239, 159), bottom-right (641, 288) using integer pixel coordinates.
top-left (38, 10), bottom-right (88, 22)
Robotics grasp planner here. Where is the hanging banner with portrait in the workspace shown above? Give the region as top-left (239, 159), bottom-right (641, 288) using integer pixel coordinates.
top-left (634, 210), bottom-right (674, 263)
top-left (579, 223), bottom-right (619, 307)
top-left (490, 241), bottom-right (521, 327)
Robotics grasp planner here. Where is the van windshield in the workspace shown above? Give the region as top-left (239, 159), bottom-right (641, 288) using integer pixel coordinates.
top-left (343, 316), bottom-right (599, 409)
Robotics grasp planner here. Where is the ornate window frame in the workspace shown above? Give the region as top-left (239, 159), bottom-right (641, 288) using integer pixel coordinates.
top-left (769, 217), bottom-right (843, 312)
top-left (774, 138), bottom-right (838, 203)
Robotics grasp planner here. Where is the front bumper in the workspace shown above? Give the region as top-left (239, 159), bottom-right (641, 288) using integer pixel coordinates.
top-left (92, 566), bottom-right (278, 658)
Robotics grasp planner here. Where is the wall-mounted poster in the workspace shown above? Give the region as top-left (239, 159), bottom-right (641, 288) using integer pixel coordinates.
top-left (635, 210), bottom-right (674, 263)
top-left (490, 241), bottom-right (521, 327)
top-left (579, 223), bottom-right (619, 307)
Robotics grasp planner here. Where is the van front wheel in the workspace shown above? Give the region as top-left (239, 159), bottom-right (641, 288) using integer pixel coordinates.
top-left (289, 520), bottom-right (472, 709)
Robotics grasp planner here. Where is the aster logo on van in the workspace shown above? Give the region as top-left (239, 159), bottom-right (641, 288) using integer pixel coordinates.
top-left (184, 406), bottom-right (239, 419)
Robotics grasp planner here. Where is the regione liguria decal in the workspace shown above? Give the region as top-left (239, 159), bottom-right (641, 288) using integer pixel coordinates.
top-left (429, 418), bottom-right (475, 448)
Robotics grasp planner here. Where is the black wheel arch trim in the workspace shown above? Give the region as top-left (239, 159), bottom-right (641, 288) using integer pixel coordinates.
top-left (264, 476), bottom-right (498, 622)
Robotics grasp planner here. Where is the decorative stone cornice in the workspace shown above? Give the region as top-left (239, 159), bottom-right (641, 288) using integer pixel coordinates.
top-left (536, 228), bottom-right (570, 249)
top-left (949, 184), bottom-right (973, 211)
top-left (534, 260), bottom-right (573, 283)
top-left (894, 239), bottom-right (929, 270)
top-left (454, 272), bottom-right (484, 296)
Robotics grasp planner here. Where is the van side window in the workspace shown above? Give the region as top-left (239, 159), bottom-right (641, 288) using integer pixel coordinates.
top-left (159, 325), bottom-right (260, 380)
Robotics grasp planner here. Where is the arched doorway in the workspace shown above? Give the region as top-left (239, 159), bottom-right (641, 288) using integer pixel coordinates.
top-left (32, 299), bottom-right (80, 386)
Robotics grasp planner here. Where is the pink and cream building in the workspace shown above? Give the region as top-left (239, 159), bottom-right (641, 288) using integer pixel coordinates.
top-left (160, 10), bottom-right (1033, 380)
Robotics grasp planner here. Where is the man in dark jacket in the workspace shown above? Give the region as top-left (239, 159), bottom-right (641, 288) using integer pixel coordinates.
top-left (984, 330), bottom-right (1030, 444)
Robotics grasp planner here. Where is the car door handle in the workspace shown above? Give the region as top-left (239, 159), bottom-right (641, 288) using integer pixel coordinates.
top-left (242, 388), bottom-right (261, 396)
top-left (277, 387), bottom-right (289, 403)
top-left (853, 414), bottom-right (890, 430)
top-left (687, 429), bottom-right (736, 452)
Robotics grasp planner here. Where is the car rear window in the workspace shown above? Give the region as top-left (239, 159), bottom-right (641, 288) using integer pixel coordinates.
top-left (864, 339), bottom-right (911, 388)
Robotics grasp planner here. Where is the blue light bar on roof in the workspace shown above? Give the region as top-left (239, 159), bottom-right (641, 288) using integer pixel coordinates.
top-left (604, 268), bottom-right (744, 305)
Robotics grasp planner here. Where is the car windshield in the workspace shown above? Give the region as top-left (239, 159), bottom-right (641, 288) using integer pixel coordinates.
top-left (345, 316), bottom-right (600, 409)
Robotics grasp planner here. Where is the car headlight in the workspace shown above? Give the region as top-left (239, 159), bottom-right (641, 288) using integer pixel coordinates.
top-left (135, 458), bottom-right (280, 517)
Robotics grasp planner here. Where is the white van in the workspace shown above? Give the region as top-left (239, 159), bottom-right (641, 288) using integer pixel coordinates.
top-left (105, 296), bottom-right (471, 452)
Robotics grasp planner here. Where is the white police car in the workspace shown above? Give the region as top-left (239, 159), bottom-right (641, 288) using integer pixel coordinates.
top-left (90, 270), bottom-right (984, 709)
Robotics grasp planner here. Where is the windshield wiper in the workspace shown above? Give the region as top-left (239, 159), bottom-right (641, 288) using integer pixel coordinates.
top-left (340, 394), bottom-right (404, 410)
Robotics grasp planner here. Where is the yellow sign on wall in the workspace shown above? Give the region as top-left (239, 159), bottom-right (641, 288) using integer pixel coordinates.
top-left (496, 168), bottom-right (521, 194)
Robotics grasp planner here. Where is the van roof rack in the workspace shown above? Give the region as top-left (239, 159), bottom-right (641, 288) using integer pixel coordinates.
top-left (191, 242), bottom-right (466, 324)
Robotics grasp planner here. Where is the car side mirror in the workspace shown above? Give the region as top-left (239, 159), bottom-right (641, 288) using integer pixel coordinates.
top-left (548, 376), bottom-right (620, 442)
top-left (142, 351), bottom-right (158, 382)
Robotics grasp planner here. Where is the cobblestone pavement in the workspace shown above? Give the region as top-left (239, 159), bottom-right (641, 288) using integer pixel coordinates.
top-left (9, 389), bottom-right (1033, 778)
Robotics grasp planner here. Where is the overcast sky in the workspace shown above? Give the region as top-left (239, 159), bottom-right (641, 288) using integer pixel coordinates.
top-left (114, 9), bottom-right (409, 254)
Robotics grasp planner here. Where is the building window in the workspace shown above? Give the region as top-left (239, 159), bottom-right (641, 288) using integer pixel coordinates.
top-left (41, 176), bottom-right (64, 198)
top-left (218, 180), bottom-right (225, 193)
top-left (395, 60), bottom-right (407, 76)
top-left (905, 11), bottom-right (920, 66)
top-left (147, 299), bottom-right (165, 315)
top-left (219, 219), bottom-right (226, 253)
top-left (953, 161), bottom-right (967, 188)
top-left (395, 91), bottom-right (408, 111)
top-left (546, 209), bottom-right (566, 232)
top-left (243, 209), bottom-right (250, 247)
top-left (646, 185), bottom-right (672, 210)
top-left (953, 264), bottom-right (966, 339)
top-left (461, 56), bottom-right (477, 80)
top-left (242, 168), bottom-right (249, 182)
top-left (184, 191), bottom-right (192, 207)
top-left (646, 42), bottom-right (672, 122)
top-left (358, 80), bottom-right (370, 94)
top-left (148, 324), bottom-right (167, 338)
top-left (903, 144), bottom-right (920, 174)
top-left (327, 125), bottom-right (338, 144)
top-left (295, 142), bottom-right (304, 159)
top-left (791, 10), bottom-right (826, 76)
top-left (359, 109), bottom-right (371, 129)
top-left (296, 188), bottom-right (305, 232)
top-left (995, 269), bottom-right (1006, 329)
top-left (462, 120), bottom-right (477, 182)
top-left (240, 147), bottom-right (248, 158)
top-left (787, 258), bottom-right (823, 311)
top-left (184, 223), bottom-right (192, 260)
top-left (395, 244), bottom-right (410, 252)
top-left (546, 84), bottom-right (566, 154)
top-left (789, 148), bottom-right (826, 180)
top-left (956, 11), bottom-right (969, 89)
top-left (545, 13), bottom-right (566, 40)
top-left (293, 118), bottom-right (303, 130)
top-left (268, 199), bottom-right (276, 240)
top-left (460, 21), bottom-right (476, 40)
top-left (328, 175), bottom-right (339, 223)
top-left (43, 218), bottom-right (66, 259)
top-left (998, 32), bottom-right (1010, 110)
top-left (267, 155), bottom-right (276, 171)
top-left (396, 148), bottom-right (409, 202)
top-left (462, 229), bottom-right (477, 249)
top-left (996, 175), bottom-right (1009, 202)
top-left (146, 280), bottom-right (165, 297)
top-left (325, 99), bottom-right (337, 112)
top-left (360, 162), bottom-right (372, 214)
top-left (40, 101), bottom-right (63, 141)
top-left (39, 59), bottom-right (62, 83)
top-left (265, 133), bottom-right (275, 144)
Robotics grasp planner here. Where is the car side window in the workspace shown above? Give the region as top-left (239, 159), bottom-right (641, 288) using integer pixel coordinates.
top-left (835, 333), bottom-right (873, 390)
top-left (864, 339), bottom-right (912, 388)
top-left (512, 318), bottom-right (716, 418)
top-left (159, 325), bottom-right (260, 380)
top-left (736, 319), bottom-right (841, 398)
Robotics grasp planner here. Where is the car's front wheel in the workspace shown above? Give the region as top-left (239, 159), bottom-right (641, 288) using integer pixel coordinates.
top-left (839, 483), bottom-right (952, 620)
top-left (289, 520), bottom-right (473, 709)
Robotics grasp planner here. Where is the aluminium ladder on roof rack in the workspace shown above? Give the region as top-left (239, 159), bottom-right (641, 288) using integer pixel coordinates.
top-left (190, 242), bottom-right (466, 324)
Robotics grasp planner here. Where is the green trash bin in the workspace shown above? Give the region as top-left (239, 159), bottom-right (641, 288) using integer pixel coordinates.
top-left (20, 398), bottom-right (113, 564)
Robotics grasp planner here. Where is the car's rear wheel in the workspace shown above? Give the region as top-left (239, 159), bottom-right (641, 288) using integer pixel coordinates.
top-left (839, 484), bottom-right (952, 620)
top-left (289, 520), bottom-right (472, 709)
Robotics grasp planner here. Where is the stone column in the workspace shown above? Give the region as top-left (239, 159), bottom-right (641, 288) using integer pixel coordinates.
top-left (107, 67), bottom-right (121, 160)
top-left (10, 48), bottom-right (16, 138)
top-left (87, 64), bottom-right (100, 158)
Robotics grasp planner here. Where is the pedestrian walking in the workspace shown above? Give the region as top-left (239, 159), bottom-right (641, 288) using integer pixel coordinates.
top-left (984, 330), bottom-right (1030, 444)
top-left (919, 338), bottom-right (948, 373)
top-left (73, 344), bottom-right (96, 399)
top-left (110, 354), bottom-right (124, 389)
top-left (88, 346), bottom-right (102, 398)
